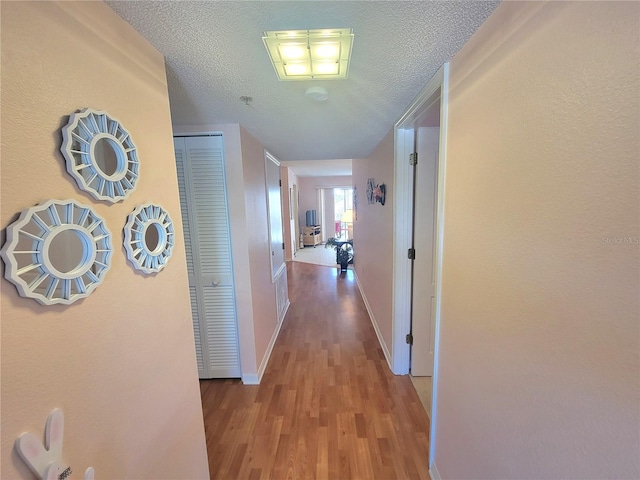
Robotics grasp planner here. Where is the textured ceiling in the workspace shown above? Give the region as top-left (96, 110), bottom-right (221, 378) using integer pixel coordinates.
top-left (281, 159), bottom-right (352, 177)
top-left (106, 1), bottom-right (499, 162)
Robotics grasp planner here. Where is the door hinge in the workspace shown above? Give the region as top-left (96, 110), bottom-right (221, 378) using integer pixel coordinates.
top-left (279, 179), bottom-right (282, 187)
top-left (407, 248), bottom-right (416, 260)
top-left (406, 333), bottom-right (414, 345)
top-left (282, 242), bottom-right (285, 250)
top-left (409, 152), bottom-right (418, 166)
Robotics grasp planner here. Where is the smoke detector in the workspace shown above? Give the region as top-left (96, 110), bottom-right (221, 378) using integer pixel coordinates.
top-left (305, 87), bottom-right (329, 102)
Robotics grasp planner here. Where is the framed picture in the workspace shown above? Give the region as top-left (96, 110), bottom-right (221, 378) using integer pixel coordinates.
top-left (374, 183), bottom-right (386, 205)
top-left (366, 178), bottom-right (375, 204)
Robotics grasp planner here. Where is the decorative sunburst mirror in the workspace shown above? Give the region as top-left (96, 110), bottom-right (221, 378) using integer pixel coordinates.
top-left (123, 203), bottom-right (175, 274)
top-left (61, 108), bottom-right (139, 203)
top-left (1, 199), bottom-right (112, 305)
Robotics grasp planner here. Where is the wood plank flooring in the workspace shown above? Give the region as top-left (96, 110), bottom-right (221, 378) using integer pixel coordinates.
top-left (200, 262), bottom-right (430, 479)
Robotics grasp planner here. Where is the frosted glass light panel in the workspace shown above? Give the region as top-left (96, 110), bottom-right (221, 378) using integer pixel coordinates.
top-left (61, 108), bottom-right (139, 202)
top-left (1, 199), bottom-right (112, 305)
top-left (263, 28), bottom-right (354, 81)
top-left (123, 203), bottom-right (175, 274)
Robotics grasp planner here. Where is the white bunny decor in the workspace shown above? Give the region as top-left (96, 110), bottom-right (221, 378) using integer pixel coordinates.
top-left (15, 408), bottom-right (95, 480)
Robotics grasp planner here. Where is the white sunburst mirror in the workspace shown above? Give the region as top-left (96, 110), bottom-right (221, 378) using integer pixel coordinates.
top-left (61, 108), bottom-right (139, 203)
top-left (123, 203), bottom-right (175, 274)
top-left (1, 199), bottom-right (112, 305)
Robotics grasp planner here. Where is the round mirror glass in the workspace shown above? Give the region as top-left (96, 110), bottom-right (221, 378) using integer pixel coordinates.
top-left (145, 222), bottom-right (163, 254)
top-left (48, 230), bottom-right (85, 274)
top-left (94, 138), bottom-right (120, 177)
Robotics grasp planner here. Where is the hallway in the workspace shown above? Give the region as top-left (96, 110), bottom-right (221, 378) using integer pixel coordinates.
top-left (200, 262), bottom-right (430, 479)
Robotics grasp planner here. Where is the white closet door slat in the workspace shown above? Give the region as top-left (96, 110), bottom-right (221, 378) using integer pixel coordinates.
top-left (175, 138), bottom-right (207, 379)
top-left (190, 286), bottom-right (204, 372)
top-left (175, 135), bottom-right (240, 379)
top-left (188, 147), bottom-right (234, 278)
top-left (175, 146), bottom-right (196, 278)
top-left (203, 286), bottom-right (240, 375)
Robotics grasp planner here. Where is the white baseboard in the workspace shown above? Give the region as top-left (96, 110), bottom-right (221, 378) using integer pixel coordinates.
top-left (429, 462), bottom-right (442, 480)
top-left (353, 270), bottom-right (393, 372)
top-left (242, 373), bottom-right (259, 385)
top-left (244, 299), bottom-right (289, 386)
top-left (280, 299), bottom-right (291, 323)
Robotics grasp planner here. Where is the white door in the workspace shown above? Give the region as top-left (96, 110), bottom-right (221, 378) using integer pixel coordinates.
top-left (410, 127), bottom-right (439, 376)
top-left (265, 151), bottom-right (285, 280)
top-left (175, 135), bottom-right (241, 379)
top-left (292, 184), bottom-right (299, 254)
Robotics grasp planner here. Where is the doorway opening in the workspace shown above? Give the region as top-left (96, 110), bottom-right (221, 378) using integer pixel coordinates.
top-left (393, 63), bottom-right (449, 472)
top-left (333, 187), bottom-right (353, 240)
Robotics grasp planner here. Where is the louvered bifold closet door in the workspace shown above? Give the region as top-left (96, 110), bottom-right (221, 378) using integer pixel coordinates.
top-left (174, 135), bottom-right (241, 379)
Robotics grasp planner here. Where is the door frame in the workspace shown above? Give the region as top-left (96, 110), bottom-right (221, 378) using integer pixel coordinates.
top-left (410, 126), bottom-right (440, 376)
top-left (316, 185), bottom-right (352, 241)
top-left (265, 150), bottom-right (286, 282)
top-left (292, 183), bottom-right (300, 255)
top-left (391, 63), bottom-right (449, 470)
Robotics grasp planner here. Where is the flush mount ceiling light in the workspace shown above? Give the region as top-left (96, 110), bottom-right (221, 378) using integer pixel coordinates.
top-left (263, 28), bottom-right (354, 81)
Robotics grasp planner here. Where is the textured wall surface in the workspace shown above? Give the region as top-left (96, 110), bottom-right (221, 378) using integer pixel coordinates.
top-left (435, 2), bottom-right (640, 478)
top-left (239, 126), bottom-right (280, 369)
top-left (1, 2), bottom-right (209, 478)
top-left (352, 129), bottom-right (395, 357)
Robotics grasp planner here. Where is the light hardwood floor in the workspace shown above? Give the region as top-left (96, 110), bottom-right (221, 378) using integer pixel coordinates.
top-left (200, 262), bottom-right (430, 479)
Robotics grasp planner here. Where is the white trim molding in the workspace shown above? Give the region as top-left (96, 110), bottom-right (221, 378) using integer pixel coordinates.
top-left (249, 298), bottom-right (289, 385)
top-left (354, 270), bottom-right (393, 371)
top-left (392, 63), bottom-right (450, 470)
top-left (391, 126), bottom-right (415, 375)
top-left (429, 463), bottom-right (442, 480)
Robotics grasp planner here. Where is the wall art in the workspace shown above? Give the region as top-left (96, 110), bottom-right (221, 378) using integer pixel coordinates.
top-left (374, 183), bottom-right (386, 205)
top-left (366, 178), bottom-right (386, 206)
top-left (15, 408), bottom-right (95, 480)
top-left (1, 199), bottom-right (112, 305)
top-left (366, 178), bottom-right (375, 204)
top-left (123, 203), bottom-right (175, 274)
top-left (353, 185), bottom-right (358, 220)
top-left (61, 108), bottom-right (139, 203)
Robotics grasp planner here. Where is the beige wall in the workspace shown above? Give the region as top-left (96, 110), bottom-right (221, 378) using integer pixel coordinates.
top-left (434, 2), bottom-right (640, 478)
top-left (239, 127), bottom-right (279, 369)
top-left (352, 130), bottom-right (395, 357)
top-left (1, 2), bottom-right (209, 478)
